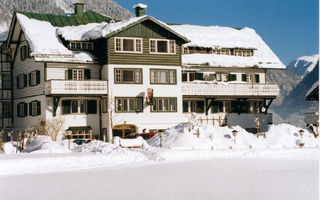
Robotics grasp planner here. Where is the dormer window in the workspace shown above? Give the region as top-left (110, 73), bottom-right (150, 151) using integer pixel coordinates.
top-left (69, 42), bottom-right (94, 51)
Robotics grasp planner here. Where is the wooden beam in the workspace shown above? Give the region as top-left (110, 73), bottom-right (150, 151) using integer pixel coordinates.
top-left (264, 98), bottom-right (274, 114)
top-left (53, 96), bottom-right (61, 117)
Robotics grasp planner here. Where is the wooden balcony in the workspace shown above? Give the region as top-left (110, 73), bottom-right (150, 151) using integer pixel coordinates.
top-left (45, 80), bottom-right (108, 95)
top-left (182, 82), bottom-right (279, 97)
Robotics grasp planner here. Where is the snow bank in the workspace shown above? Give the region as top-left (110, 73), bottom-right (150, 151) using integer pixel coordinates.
top-left (170, 24), bottom-right (285, 69)
top-left (2, 142), bottom-right (17, 154)
top-left (25, 136), bottom-right (71, 153)
top-left (148, 123), bottom-right (319, 150)
top-left (113, 136), bottom-right (149, 149)
top-left (72, 140), bottom-right (117, 153)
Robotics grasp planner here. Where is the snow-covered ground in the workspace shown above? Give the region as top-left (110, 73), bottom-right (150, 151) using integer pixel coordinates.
top-left (0, 123), bottom-right (318, 200)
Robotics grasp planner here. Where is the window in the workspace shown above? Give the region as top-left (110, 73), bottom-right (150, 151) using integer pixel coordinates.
top-left (66, 69), bottom-right (90, 80)
top-left (16, 74), bottom-right (27, 89)
top-left (114, 68), bottom-right (142, 84)
top-left (29, 101), bottom-right (41, 117)
top-left (69, 42), bottom-right (94, 51)
top-left (231, 101), bottom-right (250, 113)
top-left (62, 100), bottom-right (97, 115)
top-left (152, 98), bottom-right (177, 112)
top-left (182, 72), bottom-right (196, 82)
top-left (150, 69), bottom-right (176, 84)
top-left (17, 102), bottom-right (27, 117)
top-left (211, 101), bottom-right (223, 113)
top-left (241, 74), bottom-right (247, 82)
top-left (114, 37), bottom-right (143, 53)
top-left (2, 74), bottom-right (11, 89)
top-left (20, 45), bottom-right (27, 61)
top-left (255, 74), bottom-right (260, 83)
top-left (29, 70), bottom-right (40, 86)
top-left (183, 100), bottom-right (204, 113)
top-left (229, 74), bottom-right (237, 81)
top-left (2, 101), bottom-right (12, 117)
top-left (115, 97), bottom-right (143, 113)
top-left (149, 39), bottom-right (176, 54)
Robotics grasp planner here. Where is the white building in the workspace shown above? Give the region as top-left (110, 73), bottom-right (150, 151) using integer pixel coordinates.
top-left (0, 3), bottom-right (285, 141)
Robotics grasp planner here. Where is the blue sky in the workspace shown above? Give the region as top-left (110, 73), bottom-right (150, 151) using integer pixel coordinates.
top-left (115, 0), bottom-right (318, 65)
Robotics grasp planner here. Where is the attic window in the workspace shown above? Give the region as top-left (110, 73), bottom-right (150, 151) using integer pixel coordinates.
top-left (69, 42), bottom-right (94, 51)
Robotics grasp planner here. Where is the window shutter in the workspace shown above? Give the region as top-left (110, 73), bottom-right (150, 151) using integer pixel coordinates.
top-left (68, 69), bottom-right (73, 80)
top-left (23, 74), bottom-right (27, 87)
top-left (29, 102), bottom-right (32, 116)
top-left (17, 104), bottom-right (20, 117)
top-left (36, 71), bottom-right (40, 84)
top-left (37, 101), bottom-right (41, 115)
top-left (255, 74), bottom-right (260, 83)
top-left (28, 73), bottom-right (32, 86)
top-left (195, 73), bottom-right (204, 80)
top-left (84, 69), bottom-right (91, 79)
top-left (24, 103), bottom-right (28, 117)
top-left (16, 76), bottom-right (19, 89)
top-left (136, 98), bottom-right (143, 112)
top-left (62, 100), bottom-right (71, 114)
top-left (242, 74), bottom-right (247, 82)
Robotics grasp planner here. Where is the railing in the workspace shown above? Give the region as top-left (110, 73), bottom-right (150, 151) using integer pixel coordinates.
top-left (45, 80), bottom-right (108, 95)
top-left (182, 82), bottom-right (279, 97)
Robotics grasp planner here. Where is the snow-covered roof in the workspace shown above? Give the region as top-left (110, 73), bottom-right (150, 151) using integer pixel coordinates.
top-left (57, 15), bottom-right (147, 41)
top-left (170, 24), bottom-right (286, 69)
top-left (133, 3), bottom-right (148, 9)
top-left (16, 13), bottom-right (96, 63)
top-left (306, 80), bottom-right (319, 99)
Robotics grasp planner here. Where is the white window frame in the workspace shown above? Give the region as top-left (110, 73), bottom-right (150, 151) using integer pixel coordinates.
top-left (149, 39), bottom-right (176, 54)
top-left (114, 37), bottom-right (143, 53)
top-left (30, 71), bottom-right (37, 86)
top-left (72, 69), bottom-right (84, 80)
top-left (69, 42), bottom-right (94, 51)
top-left (150, 69), bottom-right (176, 84)
top-left (31, 101), bottom-right (38, 116)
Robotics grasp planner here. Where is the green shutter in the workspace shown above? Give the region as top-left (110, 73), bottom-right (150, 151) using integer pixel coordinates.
top-left (17, 104), bottom-right (20, 117)
top-left (28, 73), bottom-right (32, 86)
top-left (36, 71), bottom-right (40, 84)
top-left (29, 102), bottom-right (32, 116)
top-left (23, 74), bottom-right (27, 87)
top-left (84, 69), bottom-right (91, 79)
top-left (16, 76), bottom-right (19, 89)
top-left (68, 69), bottom-right (72, 80)
top-left (37, 101), bottom-right (41, 115)
top-left (24, 103), bottom-right (28, 117)
top-left (242, 74), bottom-right (247, 82)
top-left (229, 74), bottom-right (236, 81)
top-left (195, 73), bottom-right (204, 80)
top-left (255, 74), bottom-right (260, 83)
top-left (62, 100), bottom-right (71, 114)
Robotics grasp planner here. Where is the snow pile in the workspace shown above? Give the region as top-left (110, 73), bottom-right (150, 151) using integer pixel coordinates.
top-left (25, 136), bottom-right (71, 153)
top-left (148, 123), bottom-right (319, 149)
top-left (72, 140), bottom-right (117, 153)
top-left (2, 142), bottom-right (17, 154)
top-left (113, 136), bottom-right (149, 149)
top-left (170, 24), bottom-right (285, 69)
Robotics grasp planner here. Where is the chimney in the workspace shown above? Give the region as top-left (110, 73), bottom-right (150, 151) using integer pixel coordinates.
top-left (74, 2), bottom-right (84, 17)
top-left (133, 3), bottom-right (147, 17)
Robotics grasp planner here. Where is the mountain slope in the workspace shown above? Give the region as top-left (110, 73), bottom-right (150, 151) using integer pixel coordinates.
top-left (0, 0), bottom-right (133, 41)
top-left (286, 54), bottom-right (319, 77)
top-left (271, 61), bottom-right (319, 126)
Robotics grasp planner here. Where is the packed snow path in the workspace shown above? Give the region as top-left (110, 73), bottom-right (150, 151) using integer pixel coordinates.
top-left (0, 158), bottom-right (317, 200)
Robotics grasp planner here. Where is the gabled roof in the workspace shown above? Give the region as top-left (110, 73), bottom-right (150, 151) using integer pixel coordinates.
top-left (15, 10), bottom-right (113, 27)
top-left (57, 15), bottom-right (189, 42)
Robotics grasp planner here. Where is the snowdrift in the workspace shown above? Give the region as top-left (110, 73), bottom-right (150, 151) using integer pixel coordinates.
top-left (148, 123), bottom-right (319, 149)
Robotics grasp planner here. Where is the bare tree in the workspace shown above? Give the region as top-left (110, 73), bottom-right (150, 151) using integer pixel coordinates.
top-left (38, 117), bottom-right (66, 142)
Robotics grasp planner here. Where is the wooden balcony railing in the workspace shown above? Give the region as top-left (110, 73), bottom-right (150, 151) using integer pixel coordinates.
top-left (45, 80), bottom-right (108, 95)
top-left (182, 82), bottom-right (279, 97)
